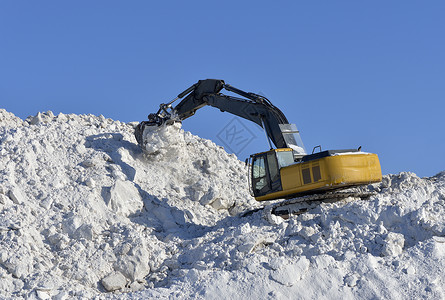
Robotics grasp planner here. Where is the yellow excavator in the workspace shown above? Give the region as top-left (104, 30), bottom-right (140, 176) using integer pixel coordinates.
top-left (135, 79), bottom-right (381, 212)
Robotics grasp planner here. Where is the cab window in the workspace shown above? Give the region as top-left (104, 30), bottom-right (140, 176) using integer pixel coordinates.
top-left (276, 150), bottom-right (295, 168)
top-left (252, 156), bottom-right (267, 191)
top-left (267, 152), bottom-right (279, 182)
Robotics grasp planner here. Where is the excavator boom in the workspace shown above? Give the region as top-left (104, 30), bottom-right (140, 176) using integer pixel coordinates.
top-left (135, 79), bottom-right (305, 153)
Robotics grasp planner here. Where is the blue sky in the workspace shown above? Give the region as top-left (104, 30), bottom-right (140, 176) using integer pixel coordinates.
top-left (1, 1), bottom-right (444, 177)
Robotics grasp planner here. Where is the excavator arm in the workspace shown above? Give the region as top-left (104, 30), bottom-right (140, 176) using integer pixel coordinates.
top-left (136, 79), bottom-right (305, 152)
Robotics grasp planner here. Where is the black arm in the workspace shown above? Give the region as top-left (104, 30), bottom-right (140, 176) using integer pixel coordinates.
top-left (139, 79), bottom-right (295, 149)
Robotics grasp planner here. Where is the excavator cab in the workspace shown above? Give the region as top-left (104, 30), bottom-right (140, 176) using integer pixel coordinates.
top-left (249, 148), bottom-right (382, 201)
top-left (250, 149), bottom-right (295, 198)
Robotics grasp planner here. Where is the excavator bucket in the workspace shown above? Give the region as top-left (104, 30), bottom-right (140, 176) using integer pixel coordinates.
top-left (134, 121), bottom-right (151, 146)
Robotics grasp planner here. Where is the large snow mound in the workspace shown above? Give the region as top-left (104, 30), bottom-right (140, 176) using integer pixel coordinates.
top-left (0, 109), bottom-right (444, 299)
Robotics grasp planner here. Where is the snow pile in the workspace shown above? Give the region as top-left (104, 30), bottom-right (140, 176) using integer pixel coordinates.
top-left (138, 121), bottom-right (257, 216)
top-left (130, 172), bottom-right (445, 299)
top-left (0, 109), bottom-right (444, 299)
top-left (0, 109), bottom-right (255, 298)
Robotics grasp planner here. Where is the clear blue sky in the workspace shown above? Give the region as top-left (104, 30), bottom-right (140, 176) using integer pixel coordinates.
top-left (1, 1), bottom-right (444, 177)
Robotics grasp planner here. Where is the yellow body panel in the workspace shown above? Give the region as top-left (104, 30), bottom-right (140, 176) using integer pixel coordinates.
top-left (255, 153), bottom-right (382, 201)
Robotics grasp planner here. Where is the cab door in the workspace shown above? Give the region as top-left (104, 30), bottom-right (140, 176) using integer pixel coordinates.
top-left (251, 151), bottom-right (283, 197)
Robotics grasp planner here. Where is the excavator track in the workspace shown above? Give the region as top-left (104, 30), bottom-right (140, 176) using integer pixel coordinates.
top-left (242, 188), bottom-right (377, 219)
top-left (270, 189), bottom-right (376, 219)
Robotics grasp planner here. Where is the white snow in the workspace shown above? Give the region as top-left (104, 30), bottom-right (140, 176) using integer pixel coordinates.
top-left (289, 144), bottom-right (306, 155)
top-left (332, 151), bottom-right (371, 155)
top-left (0, 108), bottom-right (444, 299)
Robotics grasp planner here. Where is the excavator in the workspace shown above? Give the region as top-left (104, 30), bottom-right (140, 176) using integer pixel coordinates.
top-left (135, 79), bottom-right (382, 217)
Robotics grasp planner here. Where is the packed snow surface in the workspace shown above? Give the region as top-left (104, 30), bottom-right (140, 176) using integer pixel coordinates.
top-left (0, 109), bottom-right (444, 299)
